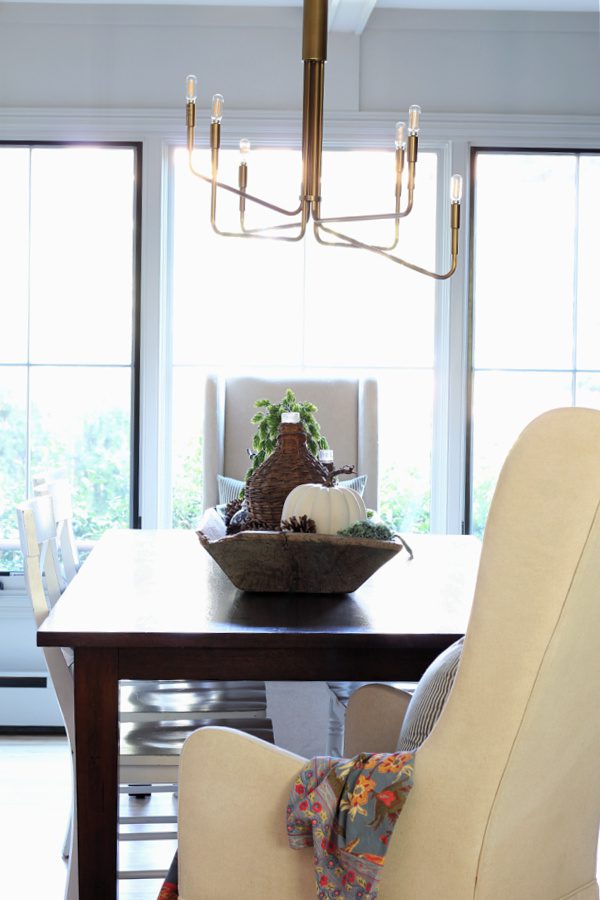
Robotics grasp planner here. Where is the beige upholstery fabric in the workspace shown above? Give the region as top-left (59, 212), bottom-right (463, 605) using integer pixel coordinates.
top-left (179, 408), bottom-right (600, 900)
top-left (202, 374), bottom-right (379, 511)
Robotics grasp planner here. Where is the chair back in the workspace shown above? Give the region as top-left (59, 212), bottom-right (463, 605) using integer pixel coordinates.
top-left (203, 374), bottom-right (379, 510)
top-left (34, 476), bottom-right (80, 583)
top-left (16, 496), bottom-right (75, 742)
top-left (17, 494), bottom-right (63, 615)
top-left (384, 407), bottom-right (600, 899)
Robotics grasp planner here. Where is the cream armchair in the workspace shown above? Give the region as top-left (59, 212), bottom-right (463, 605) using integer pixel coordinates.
top-left (177, 407), bottom-right (600, 899)
top-left (202, 373), bottom-right (379, 512)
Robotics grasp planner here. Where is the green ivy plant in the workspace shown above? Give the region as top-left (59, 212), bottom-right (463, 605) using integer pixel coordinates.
top-left (244, 388), bottom-right (329, 484)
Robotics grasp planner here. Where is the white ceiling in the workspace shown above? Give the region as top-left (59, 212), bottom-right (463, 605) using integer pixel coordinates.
top-left (2, 0), bottom-right (597, 8)
top-left (3, 0), bottom-right (597, 37)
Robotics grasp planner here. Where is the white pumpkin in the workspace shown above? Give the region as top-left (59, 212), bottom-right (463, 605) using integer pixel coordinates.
top-left (282, 482), bottom-right (367, 535)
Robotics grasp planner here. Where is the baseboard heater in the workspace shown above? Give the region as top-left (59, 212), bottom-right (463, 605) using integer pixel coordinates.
top-left (0, 670), bottom-right (63, 728)
top-left (0, 675), bottom-right (48, 689)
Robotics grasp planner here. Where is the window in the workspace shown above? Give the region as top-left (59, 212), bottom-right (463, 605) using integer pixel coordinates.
top-left (170, 144), bottom-right (439, 532)
top-left (0, 144), bottom-right (140, 571)
top-left (469, 150), bottom-right (600, 536)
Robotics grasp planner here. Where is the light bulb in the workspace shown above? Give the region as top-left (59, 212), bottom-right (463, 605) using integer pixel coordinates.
top-left (408, 104), bottom-right (421, 135)
top-left (395, 121), bottom-right (406, 150)
top-left (186, 74), bottom-right (197, 104)
top-left (211, 93), bottom-right (224, 124)
top-left (239, 138), bottom-right (251, 157)
top-left (450, 173), bottom-right (463, 204)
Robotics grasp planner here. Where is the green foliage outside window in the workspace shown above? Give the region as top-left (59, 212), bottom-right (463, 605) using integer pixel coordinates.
top-left (172, 436), bottom-right (203, 529)
top-left (378, 464), bottom-right (430, 534)
top-left (0, 399), bottom-right (131, 572)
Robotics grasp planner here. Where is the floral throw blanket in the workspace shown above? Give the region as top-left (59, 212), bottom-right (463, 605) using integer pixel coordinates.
top-left (287, 752), bottom-right (415, 898)
top-left (157, 851), bottom-right (178, 900)
top-left (157, 751), bottom-right (414, 900)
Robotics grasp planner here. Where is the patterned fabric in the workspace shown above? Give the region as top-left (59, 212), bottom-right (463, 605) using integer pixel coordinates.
top-left (217, 474), bottom-right (244, 504)
top-left (287, 751), bottom-right (415, 899)
top-left (157, 850), bottom-right (178, 899)
top-left (396, 637), bottom-right (464, 752)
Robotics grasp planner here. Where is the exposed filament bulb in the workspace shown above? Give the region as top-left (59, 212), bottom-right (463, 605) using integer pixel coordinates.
top-left (211, 93), bottom-right (224, 124)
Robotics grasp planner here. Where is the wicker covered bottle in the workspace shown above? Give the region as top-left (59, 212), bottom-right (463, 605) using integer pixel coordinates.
top-left (246, 412), bottom-right (329, 528)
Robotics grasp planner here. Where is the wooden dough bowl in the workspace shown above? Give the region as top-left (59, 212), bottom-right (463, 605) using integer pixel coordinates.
top-left (197, 514), bottom-right (404, 594)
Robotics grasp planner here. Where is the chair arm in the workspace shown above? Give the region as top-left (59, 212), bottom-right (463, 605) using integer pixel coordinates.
top-left (343, 684), bottom-right (412, 758)
top-left (178, 726), bottom-right (316, 900)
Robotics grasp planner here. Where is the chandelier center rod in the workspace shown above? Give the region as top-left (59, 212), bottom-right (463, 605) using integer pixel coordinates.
top-left (301, 0), bottom-right (328, 214)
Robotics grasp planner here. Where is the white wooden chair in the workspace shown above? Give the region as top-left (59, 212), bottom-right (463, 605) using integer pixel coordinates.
top-left (32, 474), bottom-right (272, 729)
top-left (176, 407), bottom-right (600, 900)
top-left (17, 496), bottom-right (197, 899)
top-left (33, 475), bottom-right (80, 584)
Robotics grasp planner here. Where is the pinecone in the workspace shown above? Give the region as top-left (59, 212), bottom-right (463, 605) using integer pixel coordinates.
top-left (241, 518), bottom-right (278, 532)
top-left (280, 515), bottom-right (317, 533)
top-left (224, 497), bottom-right (242, 527)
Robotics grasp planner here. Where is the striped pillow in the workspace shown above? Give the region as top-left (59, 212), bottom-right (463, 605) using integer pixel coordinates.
top-left (396, 637), bottom-right (464, 752)
top-left (217, 475), bottom-right (244, 505)
top-left (337, 474), bottom-right (367, 496)
top-left (217, 473), bottom-right (367, 504)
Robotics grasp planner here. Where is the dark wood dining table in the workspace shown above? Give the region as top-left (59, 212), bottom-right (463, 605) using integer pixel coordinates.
top-left (37, 527), bottom-right (481, 899)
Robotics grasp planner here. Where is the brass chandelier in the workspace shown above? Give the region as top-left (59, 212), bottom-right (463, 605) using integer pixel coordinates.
top-left (185, 0), bottom-right (462, 280)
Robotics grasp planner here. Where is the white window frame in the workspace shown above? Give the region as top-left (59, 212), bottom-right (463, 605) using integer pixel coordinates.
top-left (1, 108), bottom-right (598, 540)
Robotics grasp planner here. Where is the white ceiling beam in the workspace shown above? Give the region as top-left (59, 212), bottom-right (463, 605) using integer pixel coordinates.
top-left (328, 0), bottom-right (378, 34)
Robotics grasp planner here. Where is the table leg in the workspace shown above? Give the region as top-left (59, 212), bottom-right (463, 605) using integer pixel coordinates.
top-left (75, 647), bottom-right (119, 900)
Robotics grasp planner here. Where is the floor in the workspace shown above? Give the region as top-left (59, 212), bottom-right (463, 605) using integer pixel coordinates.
top-left (3, 734), bottom-right (600, 899)
top-left (0, 735), bottom-right (175, 899)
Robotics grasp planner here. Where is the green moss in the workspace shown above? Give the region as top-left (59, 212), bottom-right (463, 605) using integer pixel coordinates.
top-left (337, 520), bottom-right (394, 541)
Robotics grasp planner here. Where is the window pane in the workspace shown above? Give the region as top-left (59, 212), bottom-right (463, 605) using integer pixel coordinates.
top-left (473, 153), bottom-right (576, 370)
top-left (171, 366), bottom-right (205, 529)
top-left (576, 157), bottom-right (600, 370)
top-left (0, 148), bottom-right (30, 363)
top-left (470, 371), bottom-right (573, 537)
top-left (0, 367), bottom-right (27, 569)
top-left (576, 374), bottom-right (600, 410)
top-left (171, 147), bottom-right (304, 368)
top-left (0, 143), bottom-right (138, 573)
top-left (28, 147), bottom-right (135, 365)
top-left (378, 370), bottom-right (433, 533)
top-left (305, 151), bottom-right (436, 370)
top-left (29, 366), bottom-right (131, 539)
top-left (470, 150), bottom-right (600, 537)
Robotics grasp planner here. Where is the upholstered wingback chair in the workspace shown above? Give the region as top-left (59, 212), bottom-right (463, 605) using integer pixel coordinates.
top-left (202, 373), bottom-right (379, 512)
top-left (177, 407), bottom-right (600, 899)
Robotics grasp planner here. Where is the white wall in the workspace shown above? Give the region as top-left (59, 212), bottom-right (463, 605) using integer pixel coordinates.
top-left (0, 4), bottom-right (598, 116)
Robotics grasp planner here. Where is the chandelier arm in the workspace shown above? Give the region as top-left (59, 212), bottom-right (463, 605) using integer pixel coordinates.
top-left (239, 206), bottom-right (309, 236)
top-left (239, 219), bottom-right (307, 236)
top-left (207, 143), bottom-right (307, 242)
top-left (312, 190), bottom-right (414, 227)
top-left (375, 193), bottom-right (402, 252)
top-left (211, 201), bottom-right (307, 243)
top-left (371, 219), bottom-right (400, 252)
top-left (311, 187), bottom-right (406, 252)
top-left (212, 223), bottom-right (307, 242)
top-left (188, 157), bottom-right (304, 218)
top-left (210, 172), bottom-right (306, 243)
top-left (314, 221), bottom-right (458, 280)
